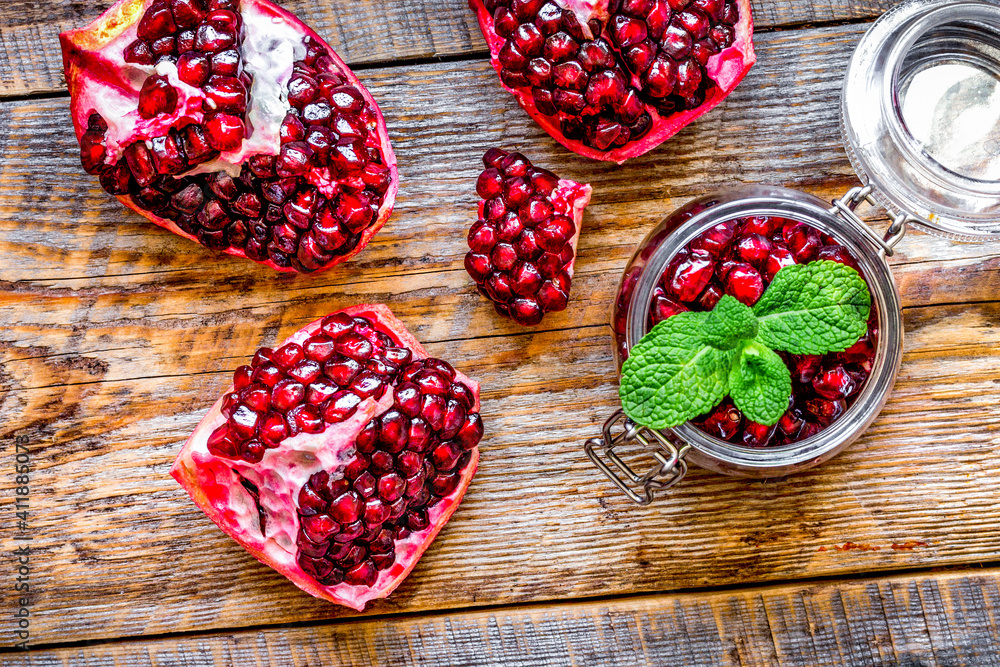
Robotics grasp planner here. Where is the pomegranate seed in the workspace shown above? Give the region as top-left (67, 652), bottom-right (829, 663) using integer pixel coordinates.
top-left (764, 245), bottom-right (796, 282)
top-left (812, 365), bottom-right (857, 400)
top-left (742, 421), bottom-right (776, 447)
top-left (817, 245), bottom-right (860, 271)
top-left (137, 76), bottom-right (178, 119)
top-left (666, 249), bottom-right (715, 302)
top-left (698, 402), bottom-right (742, 440)
top-left (723, 263), bottom-right (764, 306)
top-left (204, 113), bottom-right (244, 151)
top-left (806, 398), bottom-right (847, 425)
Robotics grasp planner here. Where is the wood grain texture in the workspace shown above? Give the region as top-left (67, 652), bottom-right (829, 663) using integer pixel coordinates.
top-left (0, 0), bottom-right (893, 98)
top-left (2, 16), bottom-right (1000, 649)
top-left (6, 568), bottom-right (1000, 666)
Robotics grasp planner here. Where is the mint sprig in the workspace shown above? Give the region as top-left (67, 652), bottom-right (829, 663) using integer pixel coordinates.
top-left (703, 295), bottom-right (758, 350)
top-left (619, 260), bottom-right (872, 429)
top-left (754, 261), bottom-right (871, 355)
top-left (729, 341), bottom-right (792, 425)
top-left (619, 312), bottom-right (738, 429)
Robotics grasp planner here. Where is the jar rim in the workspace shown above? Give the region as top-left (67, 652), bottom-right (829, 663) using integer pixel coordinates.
top-left (620, 186), bottom-right (904, 474)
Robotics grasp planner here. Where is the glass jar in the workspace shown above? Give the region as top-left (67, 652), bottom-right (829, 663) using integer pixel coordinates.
top-left (585, 0), bottom-right (1000, 504)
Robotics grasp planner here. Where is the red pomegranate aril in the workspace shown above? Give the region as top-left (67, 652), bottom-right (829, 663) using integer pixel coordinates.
top-left (723, 262), bottom-right (764, 306)
top-left (806, 398), bottom-right (847, 425)
top-left (698, 401), bottom-right (742, 440)
top-left (812, 365), bottom-right (857, 400)
top-left (648, 216), bottom-right (876, 447)
top-left (651, 294), bottom-right (687, 325)
top-left (783, 222), bottom-right (822, 263)
top-left (690, 221), bottom-right (736, 256)
top-left (378, 473), bottom-right (406, 503)
top-left (666, 249), bottom-right (716, 302)
top-left (817, 245), bottom-right (860, 271)
top-left (696, 281), bottom-right (724, 310)
top-left (791, 354), bottom-right (822, 384)
top-left (742, 420), bottom-right (776, 447)
top-left (137, 75), bottom-right (178, 119)
top-left (408, 419), bottom-right (433, 452)
top-left (354, 471), bottom-right (378, 498)
top-left (764, 245), bottom-right (796, 282)
top-left (290, 404), bottom-right (325, 433)
top-left (778, 410), bottom-right (804, 438)
top-left (735, 233), bottom-right (772, 265)
top-left (259, 413), bottom-right (288, 446)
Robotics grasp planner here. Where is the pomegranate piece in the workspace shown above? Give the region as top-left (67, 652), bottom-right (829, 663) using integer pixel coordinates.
top-left (650, 215), bottom-right (877, 447)
top-left (61, 0), bottom-right (398, 273)
top-left (172, 305), bottom-right (484, 610)
top-left (465, 149), bottom-right (592, 326)
top-left (470, 0), bottom-right (756, 162)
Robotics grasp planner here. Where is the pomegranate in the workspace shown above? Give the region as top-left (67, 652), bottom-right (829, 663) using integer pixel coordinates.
top-left (470, 0), bottom-right (755, 162)
top-left (172, 304), bottom-right (483, 609)
top-left (649, 216), bottom-right (878, 447)
top-left (465, 148), bottom-right (592, 326)
top-left (61, 0), bottom-right (398, 273)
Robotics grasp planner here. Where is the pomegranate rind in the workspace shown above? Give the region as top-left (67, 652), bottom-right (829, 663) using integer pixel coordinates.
top-left (60, 0), bottom-right (399, 273)
top-left (552, 179), bottom-right (592, 280)
top-left (469, 0), bottom-right (756, 164)
top-left (171, 304), bottom-right (480, 610)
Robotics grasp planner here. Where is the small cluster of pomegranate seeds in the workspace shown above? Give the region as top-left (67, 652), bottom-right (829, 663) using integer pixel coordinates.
top-left (651, 215), bottom-right (878, 447)
top-left (484, 0), bottom-right (741, 151)
top-left (125, 0), bottom-right (251, 150)
top-left (465, 149), bottom-right (590, 326)
top-left (77, 0), bottom-right (392, 272)
top-left (207, 313), bottom-right (484, 587)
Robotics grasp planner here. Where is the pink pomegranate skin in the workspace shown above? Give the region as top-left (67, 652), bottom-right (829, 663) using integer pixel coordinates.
top-left (470, 0), bottom-right (756, 163)
top-left (172, 305), bottom-right (480, 610)
top-left (61, 0), bottom-right (398, 273)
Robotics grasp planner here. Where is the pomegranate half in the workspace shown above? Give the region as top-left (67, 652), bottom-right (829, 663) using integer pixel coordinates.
top-left (172, 304), bottom-right (483, 610)
top-left (470, 0), bottom-right (755, 162)
top-left (61, 0), bottom-right (398, 273)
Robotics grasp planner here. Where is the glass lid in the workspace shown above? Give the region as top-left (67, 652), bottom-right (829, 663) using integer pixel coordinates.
top-left (842, 0), bottom-right (1000, 240)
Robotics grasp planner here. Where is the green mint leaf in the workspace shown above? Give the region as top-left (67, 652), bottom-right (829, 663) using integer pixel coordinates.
top-left (753, 260), bottom-right (871, 355)
top-left (729, 341), bottom-right (792, 425)
top-left (620, 312), bottom-right (738, 429)
top-left (702, 295), bottom-right (759, 350)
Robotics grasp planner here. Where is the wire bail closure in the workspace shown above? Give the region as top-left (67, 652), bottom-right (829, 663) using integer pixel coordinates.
top-left (584, 410), bottom-right (691, 505)
top-left (830, 185), bottom-right (911, 257)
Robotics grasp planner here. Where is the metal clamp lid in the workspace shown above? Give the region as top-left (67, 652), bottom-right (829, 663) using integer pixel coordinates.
top-left (584, 410), bottom-right (690, 505)
top-left (829, 185), bottom-right (912, 257)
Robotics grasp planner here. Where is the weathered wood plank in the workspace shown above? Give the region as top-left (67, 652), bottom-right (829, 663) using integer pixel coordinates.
top-left (2, 21), bottom-right (1000, 647)
top-left (1, 299), bottom-right (999, 644)
top-left (0, 0), bottom-right (894, 98)
top-left (6, 568), bottom-right (1000, 666)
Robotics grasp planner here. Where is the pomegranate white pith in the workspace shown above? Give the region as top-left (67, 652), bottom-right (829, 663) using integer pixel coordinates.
top-left (61, 0), bottom-right (398, 273)
top-left (470, 0), bottom-right (756, 163)
top-left (172, 305), bottom-right (481, 610)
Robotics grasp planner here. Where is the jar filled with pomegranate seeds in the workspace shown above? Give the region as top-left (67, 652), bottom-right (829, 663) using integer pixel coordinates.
top-left (585, 0), bottom-right (1000, 504)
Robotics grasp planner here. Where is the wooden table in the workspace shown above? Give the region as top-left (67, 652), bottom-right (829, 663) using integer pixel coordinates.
top-left (3, 0), bottom-right (1000, 664)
